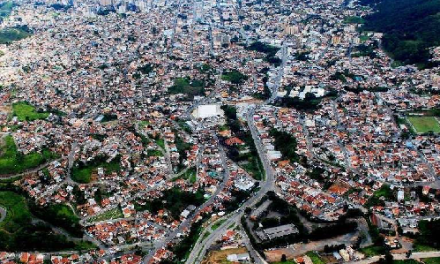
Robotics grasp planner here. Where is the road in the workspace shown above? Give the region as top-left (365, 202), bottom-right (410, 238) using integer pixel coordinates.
top-left (0, 206), bottom-right (6, 223)
top-left (142, 132), bottom-right (232, 264)
top-left (185, 105), bottom-right (276, 264)
top-left (269, 43), bottom-right (288, 103)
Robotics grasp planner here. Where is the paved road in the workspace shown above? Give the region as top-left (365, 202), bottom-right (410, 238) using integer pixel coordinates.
top-left (0, 206), bottom-right (6, 223)
top-left (142, 133), bottom-right (232, 264)
top-left (185, 105), bottom-right (276, 264)
top-left (269, 43), bottom-right (288, 103)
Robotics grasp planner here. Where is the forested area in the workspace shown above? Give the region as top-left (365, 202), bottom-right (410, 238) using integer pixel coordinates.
top-left (361, 0), bottom-right (440, 68)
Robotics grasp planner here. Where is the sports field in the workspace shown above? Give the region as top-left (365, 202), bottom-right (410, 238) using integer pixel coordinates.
top-left (407, 116), bottom-right (440, 134)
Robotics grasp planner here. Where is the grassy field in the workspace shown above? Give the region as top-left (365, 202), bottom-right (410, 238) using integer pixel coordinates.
top-left (0, 191), bottom-right (32, 233)
top-left (360, 245), bottom-right (386, 257)
top-left (178, 167), bottom-right (197, 183)
top-left (343, 16), bottom-right (365, 24)
top-left (393, 260), bottom-right (421, 264)
top-left (0, 1), bottom-right (15, 18)
top-left (413, 243), bottom-right (439, 252)
top-left (12, 102), bottom-right (49, 121)
top-left (155, 138), bottom-right (165, 149)
top-left (423, 258), bottom-right (440, 264)
top-left (407, 116), bottom-right (440, 134)
top-left (147, 149), bottom-right (163, 157)
top-left (71, 158), bottom-right (120, 183)
top-left (211, 219), bottom-right (226, 231)
top-left (0, 191), bottom-right (96, 251)
top-left (86, 207), bottom-right (124, 223)
top-left (169, 77), bottom-right (205, 99)
top-left (0, 135), bottom-right (57, 175)
top-left (306, 252), bottom-right (325, 264)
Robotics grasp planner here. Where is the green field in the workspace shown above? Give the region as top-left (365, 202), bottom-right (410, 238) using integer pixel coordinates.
top-left (0, 26), bottom-right (31, 44)
top-left (306, 252), bottom-right (325, 264)
top-left (393, 260), bottom-right (420, 264)
top-left (12, 102), bottom-right (49, 121)
top-left (174, 167), bottom-right (197, 183)
top-left (0, 1), bottom-right (15, 18)
top-left (168, 77), bottom-right (205, 99)
top-left (0, 135), bottom-right (58, 175)
top-left (86, 207), bottom-right (124, 223)
top-left (71, 157), bottom-right (121, 183)
top-left (0, 191), bottom-right (32, 233)
top-left (155, 138), bottom-right (165, 149)
top-left (423, 258), bottom-right (440, 264)
top-left (0, 191), bottom-right (96, 251)
top-left (360, 245), bottom-right (386, 257)
top-left (221, 69), bottom-right (248, 85)
top-left (407, 116), bottom-right (440, 134)
top-left (211, 219), bottom-right (226, 231)
top-left (147, 149), bottom-right (163, 157)
top-left (413, 243), bottom-right (439, 252)
top-left (344, 16), bottom-right (365, 24)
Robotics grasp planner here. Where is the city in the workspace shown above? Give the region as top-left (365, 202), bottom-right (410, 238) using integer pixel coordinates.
top-left (0, 0), bottom-right (439, 263)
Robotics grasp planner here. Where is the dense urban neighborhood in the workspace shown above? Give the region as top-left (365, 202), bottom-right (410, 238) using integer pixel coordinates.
top-left (0, 0), bottom-right (440, 263)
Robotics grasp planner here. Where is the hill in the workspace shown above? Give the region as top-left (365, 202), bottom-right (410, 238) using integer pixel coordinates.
top-left (361, 0), bottom-right (440, 68)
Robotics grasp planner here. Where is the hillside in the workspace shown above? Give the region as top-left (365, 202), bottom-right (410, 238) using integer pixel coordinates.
top-left (361, 0), bottom-right (440, 68)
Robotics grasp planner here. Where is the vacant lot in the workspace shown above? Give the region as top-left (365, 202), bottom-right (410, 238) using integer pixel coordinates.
top-left (407, 116), bottom-right (440, 134)
top-left (86, 207), bottom-right (124, 224)
top-left (202, 247), bottom-right (248, 264)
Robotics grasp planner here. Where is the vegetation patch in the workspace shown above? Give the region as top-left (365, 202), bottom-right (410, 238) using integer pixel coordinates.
top-left (0, 191), bottom-right (90, 251)
top-left (12, 101), bottom-right (49, 121)
top-left (0, 1), bottom-right (16, 18)
top-left (365, 184), bottom-right (394, 208)
top-left (221, 69), bottom-right (249, 85)
top-left (306, 252), bottom-right (325, 264)
top-left (407, 116), bottom-right (440, 134)
top-left (0, 135), bottom-right (58, 175)
top-left (415, 219), bottom-right (440, 250)
top-left (269, 129), bottom-right (299, 163)
top-left (343, 16), bottom-right (365, 24)
top-left (211, 219), bottom-right (227, 231)
top-left (176, 167), bottom-right (197, 183)
top-left (246, 41), bottom-right (282, 66)
top-left (71, 155), bottom-right (121, 183)
top-left (31, 203), bottom-right (82, 237)
top-left (423, 258), bottom-right (440, 264)
top-left (361, 0), bottom-right (440, 68)
top-left (169, 77), bottom-right (205, 99)
top-left (0, 26), bottom-right (32, 44)
top-left (221, 105), bottom-right (265, 180)
top-left (86, 207), bottom-right (124, 223)
top-left (134, 187), bottom-right (205, 220)
top-left (359, 245), bottom-right (386, 257)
